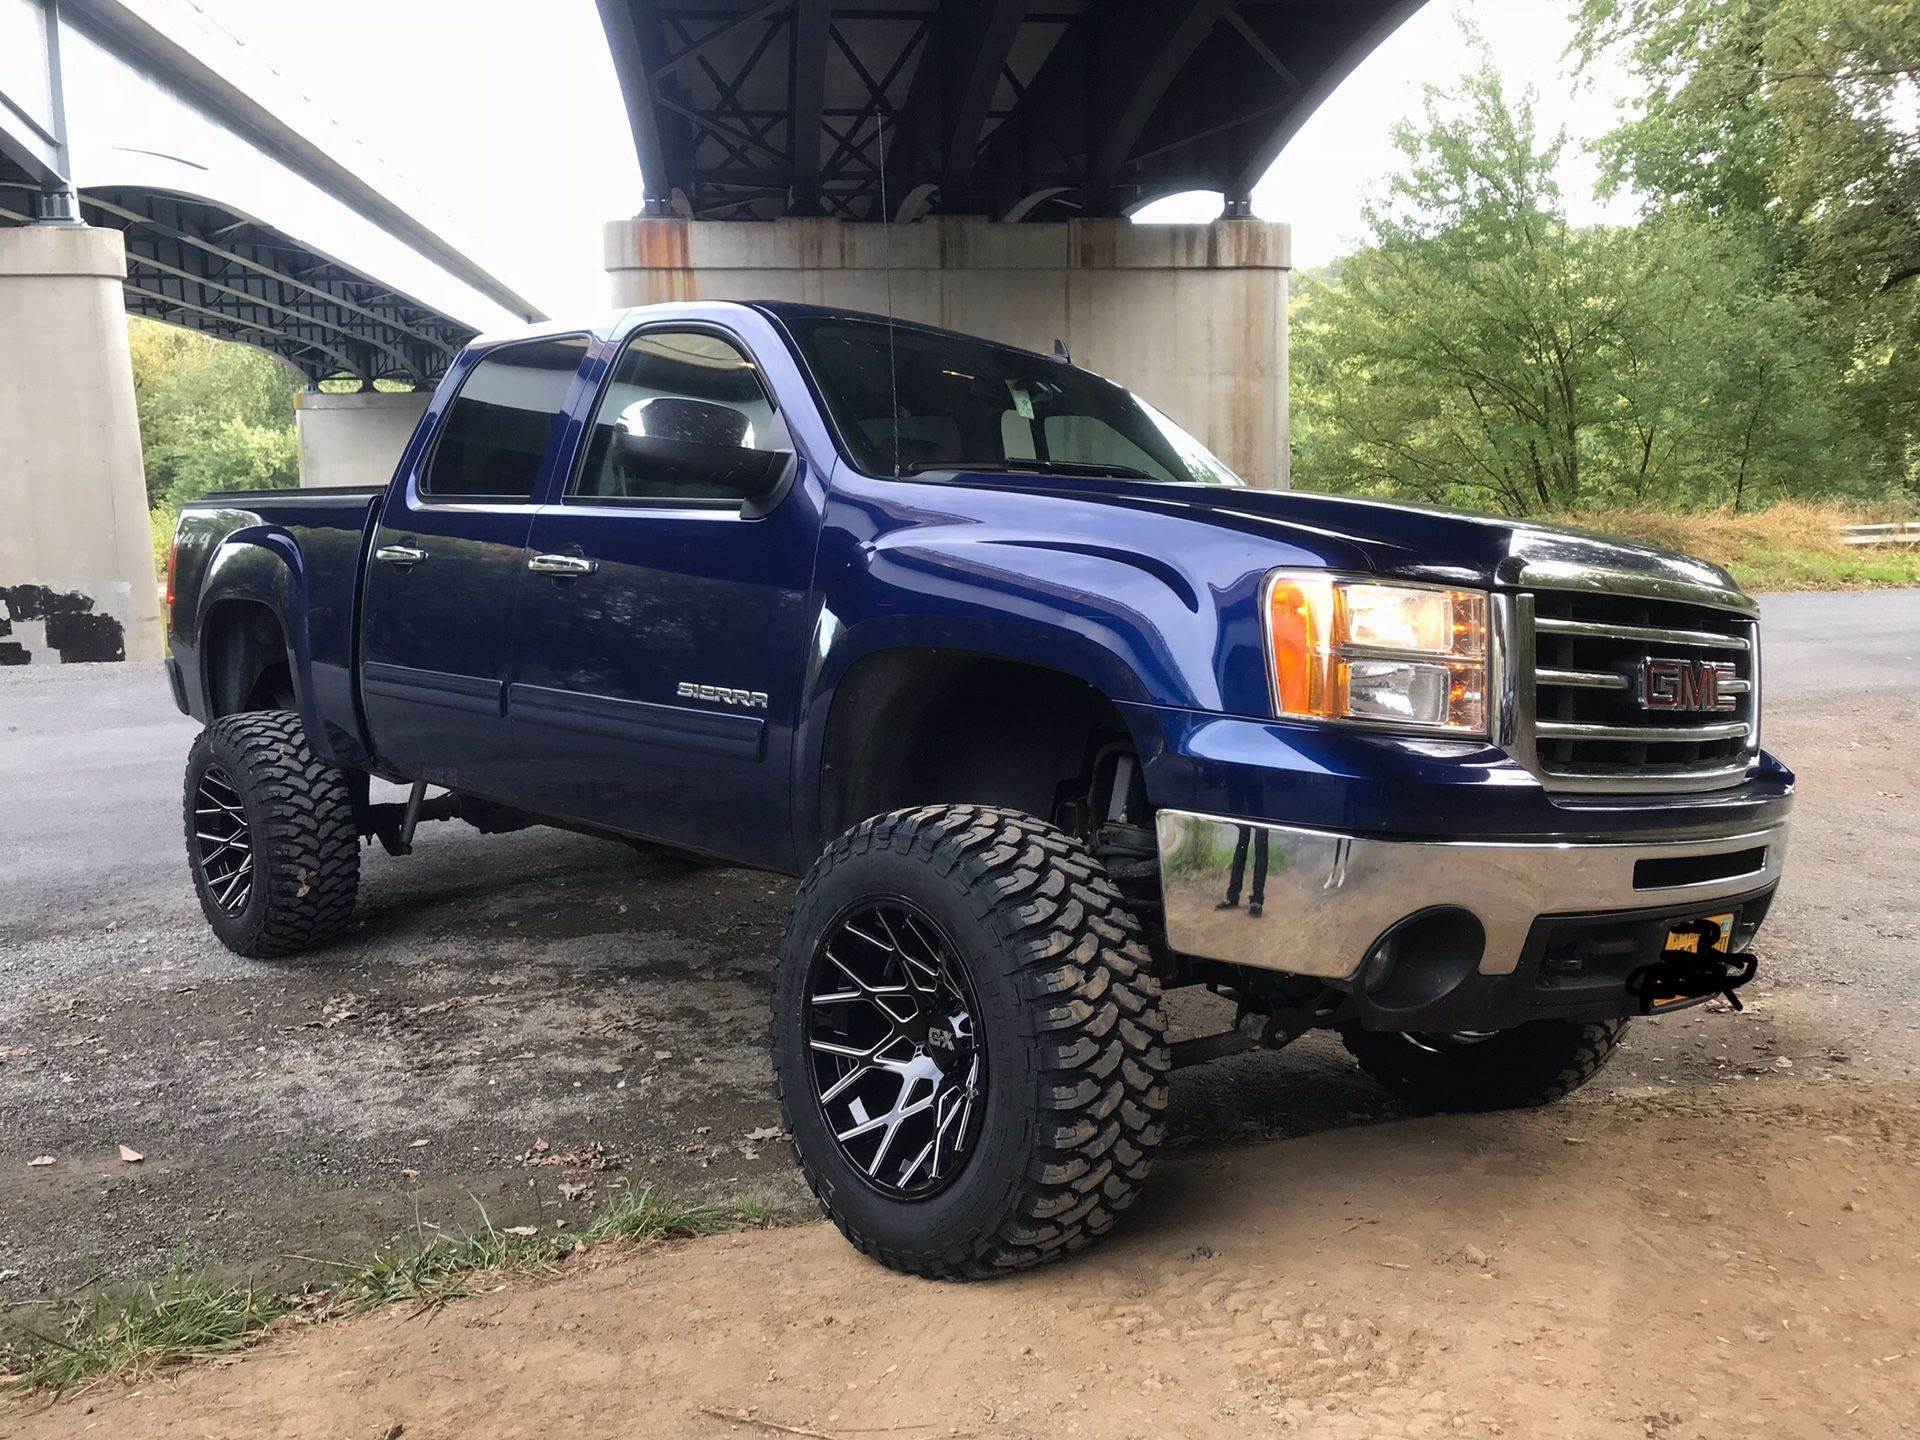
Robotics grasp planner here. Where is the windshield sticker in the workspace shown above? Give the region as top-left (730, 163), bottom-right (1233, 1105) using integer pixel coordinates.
top-left (1006, 381), bottom-right (1035, 420)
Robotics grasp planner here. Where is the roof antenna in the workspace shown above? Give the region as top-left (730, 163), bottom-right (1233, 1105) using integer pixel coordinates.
top-left (876, 110), bottom-right (901, 480)
top-left (1052, 338), bottom-right (1071, 363)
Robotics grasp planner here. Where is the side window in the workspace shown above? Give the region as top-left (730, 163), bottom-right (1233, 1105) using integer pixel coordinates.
top-left (571, 329), bottom-right (789, 503)
top-left (422, 336), bottom-right (588, 500)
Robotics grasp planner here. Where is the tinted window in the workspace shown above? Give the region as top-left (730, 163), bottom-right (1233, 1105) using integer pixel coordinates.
top-left (572, 329), bottom-right (787, 502)
top-left (422, 336), bottom-right (588, 499)
top-left (782, 316), bottom-right (1242, 486)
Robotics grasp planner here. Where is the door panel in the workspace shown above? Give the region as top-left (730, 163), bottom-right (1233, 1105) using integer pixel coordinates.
top-left (360, 335), bottom-right (588, 790)
top-left (511, 498), bottom-right (819, 866)
top-left (509, 325), bottom-right (822, 868)
top-left (509, 684), bottom-right (767, 760)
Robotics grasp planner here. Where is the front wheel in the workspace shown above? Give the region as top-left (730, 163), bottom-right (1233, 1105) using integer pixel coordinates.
top-left (1342, 1018), bottom-right (1629, 1112)
top-left (184, 711), bottom-right (360, 957)
top-left (772, 805), bottom-right (1169, 1278)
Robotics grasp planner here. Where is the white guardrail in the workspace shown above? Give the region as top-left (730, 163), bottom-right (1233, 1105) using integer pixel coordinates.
top-left (1842, 521), bottom-right (1920, 547)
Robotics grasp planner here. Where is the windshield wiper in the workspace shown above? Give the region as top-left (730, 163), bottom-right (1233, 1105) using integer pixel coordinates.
top-left (900, 458), bottom-right (1157, 481)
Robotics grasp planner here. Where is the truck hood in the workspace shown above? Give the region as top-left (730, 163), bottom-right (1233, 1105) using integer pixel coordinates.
top-left (833, 467), bottom-right (1755, 720)
top-left (943, 472), bottom-right (1748, 605)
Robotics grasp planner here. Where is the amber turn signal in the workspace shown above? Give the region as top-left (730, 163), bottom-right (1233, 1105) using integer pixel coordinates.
top-left (1264, 575), bottom-right (1489, 735)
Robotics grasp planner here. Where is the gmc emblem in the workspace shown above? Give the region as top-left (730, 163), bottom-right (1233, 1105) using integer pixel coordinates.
top-left (1639, 658), bottom-right (1738, 713)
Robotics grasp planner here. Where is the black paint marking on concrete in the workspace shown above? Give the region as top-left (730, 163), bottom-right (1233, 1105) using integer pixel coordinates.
top-left (45, 610), bottom-right (127, 662)
top-left (0, 584), bottom-right (128, 664)
top-left (1, 584), bottom-right (95, 620)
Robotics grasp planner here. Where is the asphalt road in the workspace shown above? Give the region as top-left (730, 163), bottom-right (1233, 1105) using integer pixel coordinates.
top-left (1758, 588), bottom-right (1920, 700)
top-left (1, 590), bottom-right (1916, 1296)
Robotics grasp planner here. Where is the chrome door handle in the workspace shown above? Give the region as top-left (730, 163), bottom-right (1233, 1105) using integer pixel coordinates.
top-left (528, 553), bottom-right (597, 577)
top-left (375, 544), bottom-right (428, 567)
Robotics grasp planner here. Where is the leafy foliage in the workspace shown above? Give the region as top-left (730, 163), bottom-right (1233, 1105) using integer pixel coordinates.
top-left (1292, 53), bottom-right (1901, 516)
top-left (128, 319), bottom-right (303, 511)
top-left (1577, 0), bottom-right (1920, 293)
top-left (1575, 0), bottom-right (1920, 497)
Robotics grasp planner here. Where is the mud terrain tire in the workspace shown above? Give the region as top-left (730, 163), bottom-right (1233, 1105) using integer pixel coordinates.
top-left (1343, 1018), bottom-right (1629, 1112)
top-left (184, 710), bottom-right (359, 957)
top-left (773, 805), bottom-right (1169, 1278)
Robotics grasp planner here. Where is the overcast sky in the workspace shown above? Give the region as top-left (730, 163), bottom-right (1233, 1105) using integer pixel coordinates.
top-left (193, 0), bottom-right (1640, 317)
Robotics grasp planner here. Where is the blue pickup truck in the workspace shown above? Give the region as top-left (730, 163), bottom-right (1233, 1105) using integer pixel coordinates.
top-left (166, 301), bottom-right (1792, 1277)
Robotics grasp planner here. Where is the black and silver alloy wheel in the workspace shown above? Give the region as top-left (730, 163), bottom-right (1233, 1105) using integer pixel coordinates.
top-left (806, 900), bottom-right (985, 1198)
top-left (183, 710), bottom-right (359, 957)
top-left (191, 764), bottom-right (255, 914)
top-left (773, 805), bottom-right (1170, 1280)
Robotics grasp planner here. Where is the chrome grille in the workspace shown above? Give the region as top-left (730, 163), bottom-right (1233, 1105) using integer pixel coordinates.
top-left (1513, 588), bottom-right (1759, 790)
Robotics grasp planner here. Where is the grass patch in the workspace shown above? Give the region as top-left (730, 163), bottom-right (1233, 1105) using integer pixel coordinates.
top-left (1, 1183), bottom-right (802, 1396)
top-left (1552, 501), bottom-right (1920, 592)
top-left (322, 1184), bottom-right (798, 1312)
top-left (1, 1260), bottom-right (289, 1393)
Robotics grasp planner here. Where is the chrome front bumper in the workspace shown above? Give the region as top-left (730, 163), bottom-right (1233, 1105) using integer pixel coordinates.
top-left (1155, 810), bottom-right (1789, 980)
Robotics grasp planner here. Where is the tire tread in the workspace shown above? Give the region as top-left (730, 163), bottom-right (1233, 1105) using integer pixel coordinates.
top-left (775, 805), bottom-right (1169, 1279)
top-left (1342, 1017), bottom-right (1629, 1112)
top-left (185, 711), bottom-right (358, 957)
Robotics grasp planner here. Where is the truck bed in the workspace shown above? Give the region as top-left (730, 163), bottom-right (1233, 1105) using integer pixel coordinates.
top-left (168, 486), bottom-right (386, 766)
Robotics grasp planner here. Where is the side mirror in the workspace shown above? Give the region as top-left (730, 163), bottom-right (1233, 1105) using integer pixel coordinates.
top-left (612, 429), bottom-right (791, 500)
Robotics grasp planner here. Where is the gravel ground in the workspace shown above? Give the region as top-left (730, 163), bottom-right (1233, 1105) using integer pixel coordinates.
top-left (0, 591), bottom-right (1915, 1300)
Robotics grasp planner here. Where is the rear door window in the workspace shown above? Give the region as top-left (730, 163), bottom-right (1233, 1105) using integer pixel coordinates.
top-left (422, 336), bottom-right (589, 500)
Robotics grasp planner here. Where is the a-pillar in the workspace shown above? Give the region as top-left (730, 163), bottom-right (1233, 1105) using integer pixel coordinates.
top-left (294, 388), bottom-right (430, 489)
top-left (0, 224), bottom-right (162, 664)
top-left (605, 215), bottom-right (1292, 490)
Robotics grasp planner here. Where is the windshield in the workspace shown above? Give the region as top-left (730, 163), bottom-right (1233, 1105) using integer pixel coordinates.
top-left (782, 316), bottom-right (1244, 487)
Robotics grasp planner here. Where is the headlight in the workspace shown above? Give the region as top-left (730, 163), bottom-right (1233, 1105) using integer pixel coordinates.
top-left (1264, 574), bottom-right (1490, 735)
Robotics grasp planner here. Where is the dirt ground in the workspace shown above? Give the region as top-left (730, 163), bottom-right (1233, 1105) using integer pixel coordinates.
top-left (8, 1083), bottom-right (1917, 1440)
top-left (3, 594), bottom-right (1918, 1435)
top-left (1, 680), bottom-right (1911, 1298)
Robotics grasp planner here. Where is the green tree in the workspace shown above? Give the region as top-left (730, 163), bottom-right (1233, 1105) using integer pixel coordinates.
top-left (1291, 60), bottom-right (1860, 515)
top-left (163, 415), bottom-right (302, 505)
top-left (1293, 66), bottom-right (1607, 513)
top-left (1575, 0), bottom-right (1920, 497)
top-left (1578, 0), bottom-right (1920, 295)
top-left (128, 319), bottom-right (304, 509)
top-left (1612, 215), bottom-right (1860, 510)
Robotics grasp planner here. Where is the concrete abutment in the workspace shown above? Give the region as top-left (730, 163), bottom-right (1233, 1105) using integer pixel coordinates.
top-left (294, 389), bottom-right (430, 490)
top-left (0, 225), bottom-right (162, 665)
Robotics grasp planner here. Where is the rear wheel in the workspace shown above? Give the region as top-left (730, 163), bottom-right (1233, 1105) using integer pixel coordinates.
top-left (772, 805), bottom-right (1169, 1278)
top-left (184, 711), bottom-right (359, 957)
top-left (1342, 1018), bottom-right (1629, 1112)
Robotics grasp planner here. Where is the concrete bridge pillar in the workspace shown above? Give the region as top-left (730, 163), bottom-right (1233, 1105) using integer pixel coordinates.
top-left (606, 215), bottom-right (1292, 490)
top-left (0, 225), bottom-right (163, 665)
top-left (295, 389), bottom-right (430, 489)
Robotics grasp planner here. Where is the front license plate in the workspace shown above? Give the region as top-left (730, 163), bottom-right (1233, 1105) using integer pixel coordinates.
top-left (1652, 913), bottom-right (1735, 1008)
top-left (1664, 912), bottom-right (1733, 956)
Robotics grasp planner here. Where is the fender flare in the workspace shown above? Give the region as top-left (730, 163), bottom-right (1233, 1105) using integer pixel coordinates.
top-left (194, 528), bottom-right (354, 766)
top-left (788, 610), bottom-right (1161, 862)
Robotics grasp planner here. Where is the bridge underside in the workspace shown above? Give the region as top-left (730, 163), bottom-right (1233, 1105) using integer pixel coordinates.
top-left (1, 0), bottom-right (538, 668)
top-left (0, 184), bottom-right (474, 386)
top-left (600, 0), bottom-right (1418, 222)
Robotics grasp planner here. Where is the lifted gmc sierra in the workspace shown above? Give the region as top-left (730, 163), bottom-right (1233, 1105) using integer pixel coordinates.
top-left (165, 301), bottom-right (1792, 1277)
